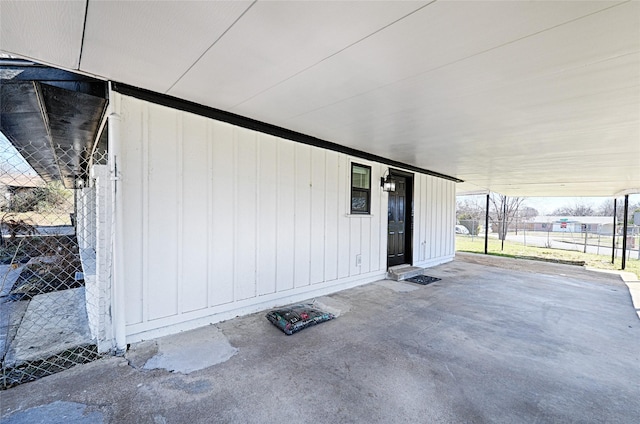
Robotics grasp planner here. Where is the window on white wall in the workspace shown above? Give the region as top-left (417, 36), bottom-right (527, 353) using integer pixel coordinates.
top-left (351, 163), bottom-right (371, 214)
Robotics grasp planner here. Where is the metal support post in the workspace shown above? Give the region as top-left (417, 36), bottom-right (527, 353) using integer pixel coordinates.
top-left (611, 199), bottom-right (616, 264)
top-left (501, 197), bottom-right (507, 251)
top-left (484, 194), bottom-right (489, 254)
top-left (622, 195), bottom-right (629, 270)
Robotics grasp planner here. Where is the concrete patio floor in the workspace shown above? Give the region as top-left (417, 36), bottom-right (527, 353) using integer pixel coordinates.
top-left (2, 253), bottom-right (639, 423)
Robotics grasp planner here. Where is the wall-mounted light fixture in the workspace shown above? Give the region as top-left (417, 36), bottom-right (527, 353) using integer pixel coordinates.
top-left (380, 171), bottom-right (396, 192)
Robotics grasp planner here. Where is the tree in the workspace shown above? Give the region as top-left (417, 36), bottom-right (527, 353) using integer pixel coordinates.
top-left (7, 181), bottom-right (72, 213)
top-left (489, 194), bottom-right (525, 240)
top-left (456, 198), bottom-right (485, 221)
top-left (520, 206), bottom-right (539, 220)
top-left (597, 199), bottom-right (616, 217)
top-left (597, 198), bottom-right (640, 222)
top-left (551, 201), bottom-right (595, 216)
top-left (456, 197), bottom-right (485, 235)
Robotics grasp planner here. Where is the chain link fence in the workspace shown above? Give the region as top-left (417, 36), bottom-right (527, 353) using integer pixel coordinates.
top-left (1, 138), bottom-right (111, 389)
top-left (458, 218), bottom-right (640, 262)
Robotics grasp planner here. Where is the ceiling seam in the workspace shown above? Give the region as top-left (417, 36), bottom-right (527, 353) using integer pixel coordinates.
top-left (166, 0), bottom-right (258, 94)
top-left (77, 0), bottom-right (90, 69)
top-left (283, 0), bottom-right (634, 122)
top-left (33, 81), bottom-right (63, 183)
top-left (230, 0), bottom-right (439, 109)
top-left (465, 50), bottom-right (640, 102)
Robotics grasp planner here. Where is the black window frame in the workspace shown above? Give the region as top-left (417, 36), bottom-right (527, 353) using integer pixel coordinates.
top-left (350, 163), bottom-right (371, 215)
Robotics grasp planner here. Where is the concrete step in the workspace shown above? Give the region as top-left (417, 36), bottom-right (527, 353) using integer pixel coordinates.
top-left (387, 265), bottom-right (425, 281)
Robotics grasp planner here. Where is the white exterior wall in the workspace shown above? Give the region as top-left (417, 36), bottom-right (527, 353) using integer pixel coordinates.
top-left (113, 93), bottom-right (455, 342)
top-left (413, 174), bottom-right (456, 268)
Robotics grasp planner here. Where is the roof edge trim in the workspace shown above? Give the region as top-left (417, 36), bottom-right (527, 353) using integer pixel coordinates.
top-left (110, 82), bottom-right (463, 183)
top-left (614, 188), bottom-right (640, 197)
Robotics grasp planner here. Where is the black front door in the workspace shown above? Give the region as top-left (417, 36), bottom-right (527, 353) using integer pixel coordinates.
top-left (387, 175), bottom-right (409, 267)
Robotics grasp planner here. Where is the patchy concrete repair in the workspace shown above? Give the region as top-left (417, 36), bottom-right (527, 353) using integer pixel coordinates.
top-left (2, 401), bottom-right (104, 424)
top-left (2, 254), bottom-right (639, 423)
top-left (127, 325), bottom-right (237, 374)
top-left (311, 295), bottom-right (352, 317)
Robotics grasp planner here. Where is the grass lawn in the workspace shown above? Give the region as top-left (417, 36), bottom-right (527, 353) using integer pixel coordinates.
top-left (456, 235), bottom-right (640, 279)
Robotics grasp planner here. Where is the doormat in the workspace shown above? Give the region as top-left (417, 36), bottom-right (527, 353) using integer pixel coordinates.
top-left (405, 275), bottom-right (441, 285)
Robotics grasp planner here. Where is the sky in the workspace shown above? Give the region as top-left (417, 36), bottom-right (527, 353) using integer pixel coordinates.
top-left (458, 193), bottom-right (640, 216)
top-left (1, 131), bottom-right (37, 175)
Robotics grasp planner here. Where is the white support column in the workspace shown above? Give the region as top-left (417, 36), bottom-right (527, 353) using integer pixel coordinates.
top-left (108, 88), bottom-right (127, 354)
top-left (90, 164), bottom-right (113, 353)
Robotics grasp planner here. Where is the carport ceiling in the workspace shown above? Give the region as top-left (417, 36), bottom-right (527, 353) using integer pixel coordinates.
top-left (1, 0), bottom-right (638, 197)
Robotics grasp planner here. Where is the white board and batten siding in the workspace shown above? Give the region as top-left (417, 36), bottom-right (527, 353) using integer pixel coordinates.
top-left (113, 93), bottom-right (455, 342)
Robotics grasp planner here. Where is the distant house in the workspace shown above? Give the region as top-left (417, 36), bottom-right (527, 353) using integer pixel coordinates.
top-left (0, 174), bottom-right (45, 211)
top-left (527, 216), bottom-right (614, 235)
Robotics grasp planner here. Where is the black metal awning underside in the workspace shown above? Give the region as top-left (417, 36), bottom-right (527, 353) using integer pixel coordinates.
top-left (0, 61), bottom-right (108, 187)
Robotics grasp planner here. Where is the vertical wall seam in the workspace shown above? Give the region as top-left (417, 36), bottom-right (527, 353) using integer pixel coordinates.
top-left (308, 147), bottom-right (313, 284)
top-left (206, 121), bottom-right (213, 307)
top-left (292, 145), bottom-right (298, 287)
top-left (438, 181), bottom-right (445, 257)
top-left (359, 217), bottom-right (363, 275)
top-left (232, 128), bottom-right (238, 302)
top-left (254, 133), bottom-right (260, 298)
top-left (323, 150), bottom-right (328, 282)
top-left (336, 154), bottom-right (342, 277)
top-left (448, 182), bottom-right (451, 254)
top-left (448, 182), bottom-right (452, 254)
top-left (379, 164), bottom-right (384, 271)
top-left (347, 158), bottom-right (352, 276)
top-left (142, 101), bottom-right (150, 323)
top-left (430, 176), bottom-right (435, 259)
top-left (367, 165), bottom-right (373, 272)
top-left (275, 141), bottom-right (280, 292)
top-left (418, 174), bottom-right (422, 262)
top-left (446, 182), bottom-right (451, 255)
top-left (436, 179), bottom-right (441, 257)
top-left (450, 182), bottom-right (455, 254)
top-left (423, 174), bottom-right (427, 261)
top-left (416, 174), bottom-right (421, 263)
top-left (176, 112), bottom-right (184, 315)
top-left (308, 147), bottom-right (313, 285)
top-left (274, 137), bottom-right (279, 293)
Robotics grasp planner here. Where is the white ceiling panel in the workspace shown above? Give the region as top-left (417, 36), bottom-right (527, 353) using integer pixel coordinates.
top-left (231, 0), bottom-right (620, 123)
top-left (81, 0), bottom-right (252, 92)
top-left (1, 0), bottom-right (638, 197)
top-left (230, 1), bottom-right (638, 196)
top-left (169, 1), bottom-right (427, 108)
top-left (0, 0), bottom-right (86, 69)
